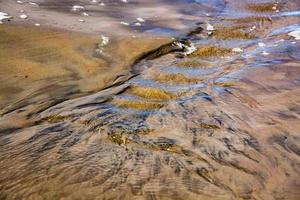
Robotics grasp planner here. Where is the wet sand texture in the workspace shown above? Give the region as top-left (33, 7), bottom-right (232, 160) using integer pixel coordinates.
top-left (0, 0), bottom-right (300, 199)
top-left (0, 24), bottom-right (171, 112)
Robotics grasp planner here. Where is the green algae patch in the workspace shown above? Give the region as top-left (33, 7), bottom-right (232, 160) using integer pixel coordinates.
top-left (157, 143), bottom-right (181, 152)
top-left (212, 27), bottom-right (255, 40)
top-left (234, 16), bottom-right (272, 24)
top-left (132, 127), bottom-right (153, 135)
top-left (39, 115), bottom-right (69, 123)
top-left (113, 99), bottom-right (164, 110)
top-left (129, 86), bottom-right (174, 100)
top-left (189, 46), bottom-right (231, 58)
top-left (108, 133), bottom-right (126, 145)
top-left (199, 123), bottom-right (220, 130)
top-left (153, 138), bottom-right (181, 153)
top-left (105, 128), bottom-right (152, 145)
top-left (214, 82), bottom-right (235, 88)
top-left (123, 137), bottom-right (182, 154)
top-left (176, 60), bottom-right (209, 68)
top-left (155, 73), bottom-right (200, 84)
top-left (196, 167), bottom-right (215, 183)
top-left (246, 3), bottom-right (282, 12)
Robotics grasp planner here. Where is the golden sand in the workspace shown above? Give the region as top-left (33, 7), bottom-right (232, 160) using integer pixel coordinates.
top-left (155, 73), bottom-right (200, 84)
top-left (129, 86), bottom-right (174, 100)
top-left (189, 46), bottom-right (232, 58)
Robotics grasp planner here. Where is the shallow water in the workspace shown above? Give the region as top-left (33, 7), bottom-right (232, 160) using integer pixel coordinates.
top-left (1, 0), bottom-right (300, 200)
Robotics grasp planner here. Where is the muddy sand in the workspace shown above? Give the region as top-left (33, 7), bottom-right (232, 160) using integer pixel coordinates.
top-left (0, 0), bottom-right (300, 200)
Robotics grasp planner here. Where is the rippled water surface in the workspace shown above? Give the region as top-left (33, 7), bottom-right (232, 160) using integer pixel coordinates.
top-left (1, 0), bottom-right (300, 199)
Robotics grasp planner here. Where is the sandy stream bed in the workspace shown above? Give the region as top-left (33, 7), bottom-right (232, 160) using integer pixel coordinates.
top-left (0, 0), bottom-right (300, 200)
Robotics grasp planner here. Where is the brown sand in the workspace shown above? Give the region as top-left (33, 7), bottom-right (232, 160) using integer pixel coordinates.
top-left (0, 24), bottom-right (171, 110)
top-left (0, 0), bottom-right (300, 200)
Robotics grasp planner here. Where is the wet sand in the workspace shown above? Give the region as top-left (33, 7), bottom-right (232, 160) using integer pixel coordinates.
top-left (0, 24), bottom-right (172, 118)
top-left (0, 0), bottom-right (300, 200)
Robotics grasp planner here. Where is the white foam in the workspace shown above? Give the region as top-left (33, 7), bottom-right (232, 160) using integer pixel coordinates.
top-left (262, 51), bottom-right (269, 56)
top-left (185, 43), bottom-right (197, 55)
top-left (136, 17), bottom-right (145, 23)
top-left (82, 12), bottom-right (89, 16)
top-left (174, 41), bottom-right (197, 55)
top-left (232, 48), bottom-right (243, 53)
top-left (258, 42), bottom-right (266, 47)
top-left (28, 2), bottom-right (39, 6)
top-left (250, 26), bottom-right (256, 32)
top-left (0, 12), bottom-right (11, 23)
top-left (100, 36), bottom-right (109, 47)
top-left (120, 21), bottom-right (129, 26)
top-left (206, 24), bottom-right (215, 31)
top-left (288, 30), bottom-right (300, 40)
top-left (72, 5), bottom-right (85, 12)
top-left (19, 14), bottom-right (28, 19)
